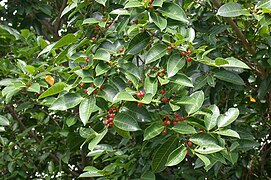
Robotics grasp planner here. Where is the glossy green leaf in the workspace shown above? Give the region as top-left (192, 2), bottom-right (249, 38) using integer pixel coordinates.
top-left (217, 108), bottom-right (239, 128)
top-left (204, 105), bottom-right (220, 131)
top-left (49, 93), bottom-right (83, 111)
top-left (38, 82), bottom-right (67, 99)
top-left (113, 91), bottom-right (137, 103)
top-left (159, 2), bottom-right (188, 23)
top-left (27, 83), bottom-right (40, 93)
top-left (95, 62), bottom-right (110, 76)
top-left (215, 129), bottom-right (240, 138)
top-left (0, 115), bottom-right (9, 126)
top-left (165, 146), bottom-right (186, 166)
top-left (256, 0), bottom-right (271, 10)
top-left (144, 77), bottom-right (158, 97)
top-left (140, 172), bottom-right (156, 180)
top-left (189, 133), bottom-right (218, 146)
top-left (94, 49), bottom-right (110, 61)
top-left (150, 12), bottom-right (167, 31)
top-left (79, 96), bottom-right (96, 126)
top-left (195, 153), bottom-right (211, 167)
top-left (95, 0), bottom-right (107, 6)
top-left (88, 128), bottom-right (108, 151)
top-left (110, 9), bottom-right (130, 15)
top-left (145, 44), bottom-right (167, 64)
top-left (143, 123), bottom-right (164, 141)
top-left (127, 32), bottom-right (150, 55)
top-left (214, 70), bottom-right (245, 85)
top-left (124, 0), bottom-right (142, 8)
top-left (185, 91), bottom-right (204, 115)
top-left (54, 34), bottom-right (76, 49)
top-left (82, 18), bottom-right (99, 25)
top-left (152, 136), bottom-right (178, 172)
top-left (114, 112), bottom-right (141, 131)
top-left (172, 123), bottom-right (197, 134)
top-left (217, 2), bottom-right (249, 17)
top-left (79, 166), bottom-right (103, 177)
top-left (152, 0), bottom-right (163, 7)
top-left (170, 73), bottom-right (193, 87)
top-left (195, 144), bottom-right (224, 154)
top-left (220, 57), bottom-right (250, 69)
top-left (167, 54), bottom-right (185, 77)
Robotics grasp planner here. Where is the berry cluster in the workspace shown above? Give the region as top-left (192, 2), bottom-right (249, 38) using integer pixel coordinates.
top-left (136, 91), bottom-right (145, 108)
top-left (161, 114), bottom-right (186, 135)
top-left (180, 49), bottom-right (193, 62)
top-left (103, 107), bottom-right (119, 127)
top-left (81, 83), bottom-right (104, 95)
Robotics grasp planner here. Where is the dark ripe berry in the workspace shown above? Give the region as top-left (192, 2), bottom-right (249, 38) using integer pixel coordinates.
top-left (93, 89), bottom-right (98, 94)
top-left (162, 129), bottom-right (167, 135)
top-left (149, 0), bottom-right (153, 4)
top-left (187, 141), bottom-right (193, 147)
top-left (108, 109), bottom-right (113, 113)
top-left (149, 5), bottom-right (154, 10)
top-left (109, 122), bottom-right (114, 127)
top-left (133, 20), bottom-right (138, 24)
top-left (109, 113), bottom-right (115, 118)
top-left (147, 73), bottom-right (150, 77)
top-left (80, 83), bottom-right (84, 87)
top-left (128, 79), bottom-right (132, 83)
top-left (84, 57), bottom-right (89, 62)
top-left (100, 84), bottom-right (105, 89)
top-left (173, 120), bottom-right (178, 125)
top-left (103, 17), bottom-right (107, 22)
top-left (187, 49), bottom-right (192, 55)
top-left (91, 36), bottom-right (96, 41)
top-left (163, 120), bottom-right (167, 125)
top-left (187, 57), bottom-right (192, 62)
top-left (180, 51), bottom-right (187, 56)
top-left (161, 69), bottom-right (166, 73)
top-left (82, 65), bottom-right (86, 69)
top-left (198, 129), bottom-right (204, 133)
top-left (161, 89), bottom-right (165, 94)
top-left (84, 89), bottom-right (88, 93)
top-left (153, 67), bottom-right (158, 71)
top-left (95, 24), bottom-right (100, 28)
top-left (162, 97), bottom-right (168, 103)
top-left (164, 116), bottom-right (169, 120)
top-left (119, 48), bottom-right (124, 53)
top-left (166, 46), bottom-right (172, 51)
top-left (166, 120), bottom-right (171, 125)
top-left (175, 113), bottom-right (180, 118)
top-left (103, 120), bottom-right (108, 125)
top-left (137, 102), bottom-right (143, 108)
top-left (179, 116), bottom-right (185, 122)
top-left (108, 117), bottom-right (114, 122)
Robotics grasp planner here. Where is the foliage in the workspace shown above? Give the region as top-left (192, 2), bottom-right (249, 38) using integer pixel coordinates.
top-left (0, 0), bottom-right (271, 179)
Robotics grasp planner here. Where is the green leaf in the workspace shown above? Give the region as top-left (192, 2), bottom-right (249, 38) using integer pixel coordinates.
top-left (144, 77), bottom-right (158, 97)
top-left (152, 0), bottom-right (163, 7)
top-left (114, 126), bottom-right (131, 139)
top-left (88, 128), bottom-right (108, 151)
top-left (79, 96), bottom-right (97, 126)
top-left (172, 123), bottom-right (197, 134)
top-left (54, 34), bottom-right (76, 49)
top-left (220, 57), bottom-right (250, 69)
top-left (215, 129), bottom-right (240, 138)
top-left (124, 0), bottom-right (143, 8)
top-left (110, 9), bottom-right (130, 15)
top-left (145, 44), bottom-right (167, 64)
top-left (140, 172), bottom-right (156, 180)
top-left (49, 93), bottom-right (83, 111)
top-left (113, 91), bottom-right (137, 103)
top-left (0, 25), bottom-right (20, 40)
top-left (61, 2), bottom-right (77, 17)
top-left (217, 2), bottom-right (249, 17)
top-left (143, 123), bottom-right (164, 141)
top-left (27, 83), bottom-right (40, 93)
top-left (82, 18), bottom-right (99, 25)
top-left (0, 79), bottom-right (16, 86)
top-left (38, 82), bottom-right (67, 99)
top-left (159, 2), bottom-right (188, 23)
top-left (150, 12), bottom-right (167, 31)
top-left (114, 112), bottom-right (141, 131)
top-left (127, 32), bottom-right (150, 55)
top-left (95, 62), bottom-right (110, 76)
top-left (165, 146), bottom-right (186, 166)
top-left (152, 136), bottom-right (178, 172)
top-left (79, 166), bottom-right (103, 177)
top-left (214, 70), bottom-right (245, 85)
top-left (195, 153), bottom-right (211, 167)
top-left (170, 73), bottom-right (193, 87)
top-left (204, 105), bottom-right (220, 131)
top-left (258, 75), bottom-right (271, 100)
top-left (185, 91), bottom-right (204, 115)
top-left (189, 133), bottom-right (218, 146)
top-left (195, 144), bottom-right (224, 154)
top-left (0, 115), bottom-right (9, 126)
top-left (93, 49), bottom-right (110, 61)
top-left (256, 0), bottom-right (271, 10)
top-left (217, 108), bottom-right (239, 128)
top-left (95, 0), bottom-right (107, 6)
top-left (167, 54), bottom-right (185, 78)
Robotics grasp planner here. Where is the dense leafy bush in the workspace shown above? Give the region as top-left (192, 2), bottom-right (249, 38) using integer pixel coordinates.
top-left (0, 0), bottom-right (270, 179)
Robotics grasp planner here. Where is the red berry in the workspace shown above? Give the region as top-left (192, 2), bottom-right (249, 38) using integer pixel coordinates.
top-left (136, 92), bottom-right (142, 98)
top-left (153, 67), bottom-right (158, 71)
top-left (103, 17), bottom-right (107, 22)
top-left (84, 57), bottom-right (89, 62)
top-left (162, 97), bottom-right (168, 103)
top-left (173, 120), bottom-right (178, 125)
top-left (175, 113), bottom-right (180, 118)
top-left (161, 89), bottom-right (165, 94)
top-left (93, 89), bottom-right (98, 94)
top-left (147, 73), bottom-right (150, 77)
top-left (90, 83), bottom-right (94, 87)
top-left (139, 91), bottom-right (145, 97)
top-left (149, 0), bottom-right (153, 4)
top-left (80, 83), bottom-right (84, 87)
top-left (128, 79), bottom-right (132, 83)
top-left (149, 5), bottom-right (154, 10)
top-left (95, 24), bottom-right (100, 28)
top-left (161, 69), bottom-right (166, 73)
top-left (179, 116), bottom-right (185, 122)
top-left (187, 57), bottom-right (192, 62)
top-left (187, 141), bottom-right (193, 147)
top-left (103, 120), bottom-right (108, 125)
top-left (82, 65), bottom-right (86, 69)
top-left (180, 52), bottom-right (187, 56)
top-left (166, 46), bottom-right (172, 51)
top-left (166, 120), bottom-right (171, 125)
top-left (109, 122), bottom-right (114, 127)
top-left (162, 129), bottom-right (167, 135)
top-left (109, 113), bottom-right (115, 118)
top-left (91, 37), bottom-right (96, 41)
top-left (137, 102), bottom-right (143, 108)
top-left (119, 48), bottom-right (124, 53)
top-left (198, 129), bottom-right (204, 133)
top-left (164, 116), bottom-right (169, 120)
top-left (187, 49), bottom-right (192, 55)
top-left (84, 89), bottom-right (88, 93)
top-left (108, 117), bottom-right (114, 122)
top-left (163, 121), bottom-right (168, 125)
top-left (100, 84), bottom-right (105, 89)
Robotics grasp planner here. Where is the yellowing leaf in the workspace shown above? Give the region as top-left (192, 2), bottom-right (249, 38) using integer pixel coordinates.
top-left (250, 96), bottom-right (256, 102)
top-left (45, 75), bottom-right (54, 86)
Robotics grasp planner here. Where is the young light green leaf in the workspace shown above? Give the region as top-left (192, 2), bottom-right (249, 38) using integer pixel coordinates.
top-left (82, 18), bottom-right (99, 25)
top-left (110, 9), bottom-right (130, 15)
top-left (0, 115), bottom-right (9, 126)
top-left (152, 136), bottom-right (178, 172)
top-left (204, 104), bottom-right (220, 131)
top-left (127, 32), bottom-right (150, 55)
top-left (172, 123), bottom-right (197, 134)
top-left (165, 146), bottom-right (186, 166)
top-left (27, 83), bottom-right (40, 93)
top-left (79, 96), bottom-right (97, 126)
top-left (217, 108), bottom-right (239, 128)
top-left (150, 12), bottom-right (167, 31)
top-left (114, 112), bottom-right (141, 131)
top-left (195, 144), bottom-right (224, 154)
top-left (49, 93), bottom-right (83, 111)
top-left (143, 123), bottom-right (164, 141)
top-left (215, 129), bottom-right (240, 138)
top-left (145, 44), bottom-right (167, 64)
top-left (159, 2), bottom-right (188, 23)
top-left (185, 91), bottom-right (204, 115)
top-left (214, 70), bottom-right (245, 86)
top-left (220, 57), bottom-right (250, 69)
top-left (38, 82), bottom-right (67, 99)
top-left (217, 2), bottom-right (249, 17)
top-left (167, 54), bottom-right (185, 77)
